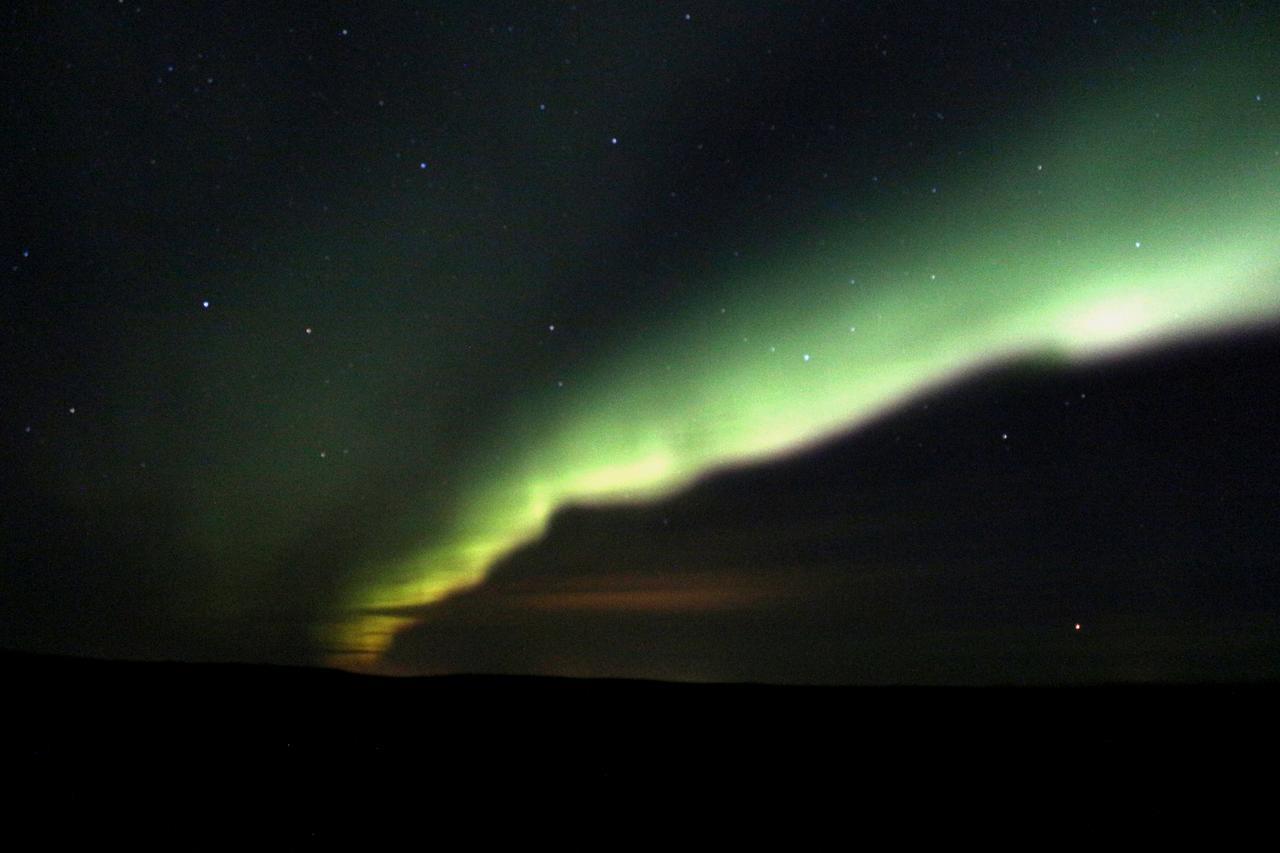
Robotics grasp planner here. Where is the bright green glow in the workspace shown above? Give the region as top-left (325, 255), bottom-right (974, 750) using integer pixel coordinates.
top-left (326, 44), bottom-right (1280, 667)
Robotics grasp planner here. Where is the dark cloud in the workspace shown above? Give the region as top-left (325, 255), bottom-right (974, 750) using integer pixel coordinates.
top-left (385, 329), bottom-right (1280, 683)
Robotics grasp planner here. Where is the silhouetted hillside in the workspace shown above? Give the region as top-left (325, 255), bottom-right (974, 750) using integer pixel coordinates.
top-left (7, 647), bottom-right (1279, 843)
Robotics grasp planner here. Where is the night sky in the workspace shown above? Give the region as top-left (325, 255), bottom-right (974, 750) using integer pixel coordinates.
top-left (3, 2), bottom-right (1279, 682)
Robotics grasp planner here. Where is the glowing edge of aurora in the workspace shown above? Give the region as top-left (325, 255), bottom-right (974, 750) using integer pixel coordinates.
top-left (325, 46), bottom-right (1280, 671)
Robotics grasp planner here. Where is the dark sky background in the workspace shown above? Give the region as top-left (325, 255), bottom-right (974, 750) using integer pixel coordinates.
top-left (2, 1), bottom-right (1279, 682)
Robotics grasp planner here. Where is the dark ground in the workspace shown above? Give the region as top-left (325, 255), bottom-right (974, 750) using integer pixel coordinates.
top-left (4, 649), bottom-right (1275, 838)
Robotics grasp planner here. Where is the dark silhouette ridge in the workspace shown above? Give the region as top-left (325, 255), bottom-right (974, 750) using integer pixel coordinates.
top-left (5, 649), bottom-right (1277, 821)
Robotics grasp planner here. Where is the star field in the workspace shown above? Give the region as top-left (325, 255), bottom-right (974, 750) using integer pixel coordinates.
top-left (3, 2), bottom-right (1279, 680)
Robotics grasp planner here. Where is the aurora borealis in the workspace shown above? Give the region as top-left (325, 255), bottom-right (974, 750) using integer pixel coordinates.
top-left (4, 2), bottom-right (1280, 682)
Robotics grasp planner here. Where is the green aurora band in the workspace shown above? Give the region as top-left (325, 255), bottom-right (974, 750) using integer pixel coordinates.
top-left (329, 43), bottom-right (1280, 669)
